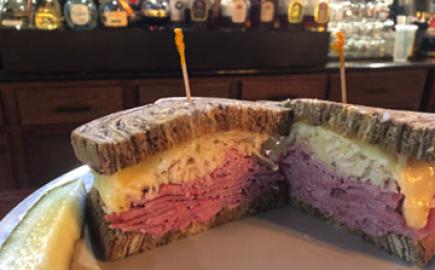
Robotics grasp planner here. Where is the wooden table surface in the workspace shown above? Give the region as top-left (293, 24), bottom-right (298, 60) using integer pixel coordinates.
top-left (0, 189), bottom-right (34, 220)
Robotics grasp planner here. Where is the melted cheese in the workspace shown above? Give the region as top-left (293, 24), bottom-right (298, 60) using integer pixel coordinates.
top-left (0, 180), bottom-right (85, 270)
top-left (290, 122), bottom-right (399, 187)
top-left (94, 131), bottom-right (269, 213)
top-left (400, 158), bottom-right (435, 229)
top-left (290, 122), bottom-right (435, 230)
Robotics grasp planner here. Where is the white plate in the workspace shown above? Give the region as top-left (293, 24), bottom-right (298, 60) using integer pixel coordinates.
top-left (0, 167), bottom-right (431, 270)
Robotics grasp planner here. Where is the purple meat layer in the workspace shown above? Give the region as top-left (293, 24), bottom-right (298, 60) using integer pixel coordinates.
top-left (280, 143), bottom-right (435, 238)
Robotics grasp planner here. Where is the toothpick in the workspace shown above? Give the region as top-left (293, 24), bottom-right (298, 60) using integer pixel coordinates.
top-left (331, 32), bottom-right (347, 104)
top-left (174, 28), bottom-right (192, 102)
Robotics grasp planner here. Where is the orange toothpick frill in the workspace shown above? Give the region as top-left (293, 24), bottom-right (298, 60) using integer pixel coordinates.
top-left (331, 32), bottom-right (347, 104)
top-left (174, 28), bottom-right (191, 102)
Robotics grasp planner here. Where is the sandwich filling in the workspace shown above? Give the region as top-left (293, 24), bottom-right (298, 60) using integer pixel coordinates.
top-left (93, 131), bottom-right (287, 237)
top-left (93, 131), bottom-right (271, 213)
top-left (280, 122), bottom-right (435, 237)
top-left (93, 123), bottom-right (435, 239)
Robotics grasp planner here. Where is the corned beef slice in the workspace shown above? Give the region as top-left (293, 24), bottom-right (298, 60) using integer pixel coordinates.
top-left (280, 142), bottom-right (435, 239)
top-left (103, 137), bottom-right (434, 252)
top-left (106, 149), bottom-right (286, 237)
top-left (105, 142), bottom-right (435, 240)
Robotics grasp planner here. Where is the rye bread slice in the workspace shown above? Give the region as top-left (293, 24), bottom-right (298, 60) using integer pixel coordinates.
top-left (72, 97), bottom-right (292, 175)
top-left (291, 197), bottom-right (435, 265)
top-left (287, 99), bottom-right (435, 162)
top-left (87, 182), bottom-right (289, 261)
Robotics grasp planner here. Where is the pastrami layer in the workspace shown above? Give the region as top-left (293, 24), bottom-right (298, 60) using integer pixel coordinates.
top-left (106, 149), bottom-right (286, 237)
top-left (280, 143), bottom-right (435, 239)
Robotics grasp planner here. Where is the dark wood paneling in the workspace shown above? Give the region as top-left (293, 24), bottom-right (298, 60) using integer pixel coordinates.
top-left (428, 75), bottom-right (435, 112)
top-left (138, 78), bottom-right (237, 104)
top-left (241, 74), bottom-right (327, 101)
top-left (14, 81), bottom-right (124, 125)
top-left (0, 133), bottom-right (14, 190)
top-left (0, 96), bottom-right (3, 126)
top-left (15, 129), bottom-right (81, 188)
top-left (329, 70), bottom-right (427, 111)
top-left (0, 85), bottom-right (19, 125)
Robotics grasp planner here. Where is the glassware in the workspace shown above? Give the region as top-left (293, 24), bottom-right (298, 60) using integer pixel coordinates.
top-left (288, 0), bottom-right (304, 30)
top-left (220, 0), bottom-right (250, 29)
top-left (140, 0), bottom-right (169, 30)
top-left (328, 0), bottom-right (395, 58)
top-left (99, 0), bottom-right (128, 28)
top-left (64, 0), bottom-right (98, 30)
top-left (169, 0), bottom-right (186, 27)
top-left (190, 0), bottom-right (209, 28)
top-left (34, 0), bottom-right (62, 30)
top-left (0, 0), bottom-right (32, 29)
top-left (259, 0), bottom-right (275, 29)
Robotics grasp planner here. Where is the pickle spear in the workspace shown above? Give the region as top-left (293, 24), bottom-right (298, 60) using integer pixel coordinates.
top-left (0, 179), bottom-right (86, 270)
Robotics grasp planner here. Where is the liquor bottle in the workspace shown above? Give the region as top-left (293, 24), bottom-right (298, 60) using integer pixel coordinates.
top-left (259, 0), bottom-right (274, 29)
top-left (64, 0), bottom-right (98, 30)
top-left (220, 0), bottom-right (249, 29)
top-left (287, 0), bottom-right (303, 30)
top-left (119, 0), bottom-right (140, 26)
top-left (277, 0), bottom-right (287, 28)
top-left (34, 0), bottom-right (62, 30)
top-left (209, 0), bottom-right (220, 28)
top-left (99, 0), bottom-right (128, 28)
top-left (0, 0), bottom-right (32, 29)
top-left (190, 0), bottom-right (209, 29)
top-left (311, 0), bottom-right (328, 32)
top-left (169, 0), bottom-right (186, 27)
top-left (140, 0), bottom-right (170, 30)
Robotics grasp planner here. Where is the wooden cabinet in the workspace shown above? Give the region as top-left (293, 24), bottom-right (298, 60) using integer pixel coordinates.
top-left (241, 74), bottom-right (327, 101)
top-left (138, 78), bottom-right (237, 104)
top-left (0, 80), bottom-right (126, 188)
top-left (12, 81), bottom-right (124, 125)
top-left (9, 128), bottom-right (81, 188)
top-left (0, 133), bottom-right (14, 190)
top-left (329, 70), bottom-right (427, 111)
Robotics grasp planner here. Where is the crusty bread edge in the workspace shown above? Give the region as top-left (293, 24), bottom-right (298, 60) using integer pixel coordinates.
top-left (287, 99), bottom-right (435, 162)
top-left (72, 99), bottom-right (292, 175)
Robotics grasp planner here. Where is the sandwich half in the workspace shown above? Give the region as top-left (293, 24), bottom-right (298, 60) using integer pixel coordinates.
top-left (72, 97), bottom-right (435, 265)
top-left (280, 99), bottom-right (435, 265)
top-left (71, 98), bottom-right (292, 260)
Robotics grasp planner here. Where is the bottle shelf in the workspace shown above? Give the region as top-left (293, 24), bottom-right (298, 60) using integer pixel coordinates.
top-left (0, 29), bottom-right (329, 73)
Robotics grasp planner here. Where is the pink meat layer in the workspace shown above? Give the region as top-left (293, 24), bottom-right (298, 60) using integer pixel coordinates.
top-left (106, 148), bottom-right (285, 237)
top-left (280, 143), bottom-right (435, 238)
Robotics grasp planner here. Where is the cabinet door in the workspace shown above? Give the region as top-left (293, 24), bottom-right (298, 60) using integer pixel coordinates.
top-left (138, 78), bottom-right (237, 105)
top-left (13, 81), bottom-right (124, 125)
top-left (241, 75), bottom-right (327, 101)
top-left (12, 129), bottom-right (81, 188)
top-left (329, 70), bottom-right (426, 111)
top-left (0, 133), bottom-right (14, 190)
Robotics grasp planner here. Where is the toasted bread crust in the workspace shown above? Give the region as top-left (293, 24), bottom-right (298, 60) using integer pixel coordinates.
top-left (72, 98), bottom-right (292, 175)
top-left (87, 182), bottom-right (289, 261)
top-left (287, 99), bottom-right (435, 162)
